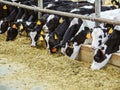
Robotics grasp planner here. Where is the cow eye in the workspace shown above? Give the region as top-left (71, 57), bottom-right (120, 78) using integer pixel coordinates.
top-left (99, 35), bottom-right (102, 38)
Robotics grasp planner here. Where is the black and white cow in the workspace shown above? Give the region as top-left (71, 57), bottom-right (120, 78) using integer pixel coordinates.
top-left (91, 25), bottom-right (120, 70)
top-left (64, 27), bottom-right (92, 59)
top-left (0, 7), bottom-right (18, 34)
top-left (29, 19), bottom-right (44, 46)
top-left (42, 14), bottom-right (61, 33)
top-left (91, 9), bottom-right (120, 49)
top-left (29, 13), bottom-right (50, 46)
top-left (61, 8), bottom-right (120, 60)
top-left (6, 23), bottom-right (18, 41)
top-left (91, 24), bottom-right (114, 49)
top-left (45, 17), bottom-right (71, 53)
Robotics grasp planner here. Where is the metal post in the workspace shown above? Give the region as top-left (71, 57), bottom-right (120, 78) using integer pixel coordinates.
top-left (95, 0), bottom-right (101, 26)
top-left (38, 0), bottom-right (43, 19)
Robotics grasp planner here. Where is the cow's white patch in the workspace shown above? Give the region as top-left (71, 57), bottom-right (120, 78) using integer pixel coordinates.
top-left (91, 27), bottom-right (109, 49)
top-left (17, 19), bottom-right (23, 22)
top-left (30, 31), bottom-right (37, 46)
top-left (7, 27), bottom-right (11, 31)
top-left (44, 33), bottom-right (50, 49)
top-left (45, 4), bottom-right (53, 9)
top-left (70, 8), bottom-right (80, 13)
top-left (61, 43), bottom-right (68, 55)
top-left (0, 20), bottom-right (3, 29)
top-left (70, 43), bottom-right (81, 60)
top-left (82, 5), bottom-right (94, 9)
top-left (43, 25), bottom-right (49, 33)
top-left (26, 21), bottom-right (31, 26)
top-left (114, 25), bottom-right (120, 31)
top-left (68, 18), bottom-right (79, 28)
top-left (87, 0), bottom-right (95, 3)
top-left (47, 14), bottom-right (55, 22)
top-left (43, 14), bottom-right (55, 32)
top-left (11, 0), bottom-right (17, 2)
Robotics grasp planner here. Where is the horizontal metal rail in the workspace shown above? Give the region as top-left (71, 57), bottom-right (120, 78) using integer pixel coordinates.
top-left (0, 0), bottom-right (120, 25)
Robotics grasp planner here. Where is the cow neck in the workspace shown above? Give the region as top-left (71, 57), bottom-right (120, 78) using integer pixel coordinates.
top-left (14, 8), bottom-right (23, 21)
top-left (21, 13), bottom-right (26, 20)
top-left (27, 15), bottom-right (34, 22)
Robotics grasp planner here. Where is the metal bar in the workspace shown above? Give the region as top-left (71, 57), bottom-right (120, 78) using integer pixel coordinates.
top-left (95, 0), bottom-right (101, 26)
top-left (38, 0), bottom-right (43, 19)
top-left (0, 0), bottom-right (120, 25)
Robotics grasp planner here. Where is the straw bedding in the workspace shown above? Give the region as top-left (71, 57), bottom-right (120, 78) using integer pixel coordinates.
top-left (0, 34), bottom-right (120, 90)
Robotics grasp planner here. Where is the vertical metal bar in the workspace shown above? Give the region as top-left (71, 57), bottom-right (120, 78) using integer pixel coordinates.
top-left (95, 0), bottom-right (101, 26)
top-left (38, 0), bottom-right (43, 19)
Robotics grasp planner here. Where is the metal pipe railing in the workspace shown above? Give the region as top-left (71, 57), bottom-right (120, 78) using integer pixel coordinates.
top-left (0, 0), bottom-right (120, 25)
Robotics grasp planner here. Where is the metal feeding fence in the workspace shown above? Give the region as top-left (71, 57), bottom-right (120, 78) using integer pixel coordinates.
top-left (0, 0), bottom-right (120, 25)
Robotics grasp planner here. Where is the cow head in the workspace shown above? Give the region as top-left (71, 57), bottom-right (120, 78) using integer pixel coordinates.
top-left (6, 23), bottom-right (18, 41)
top-left (91, 28), bottom-right (120, 70)
top-left (62, 28), bottom-right (92, 60)
top-left (29, 20), bottom-right (44, 47)
top-left (91, 48), bottom-right (112, 70)
top-left (91, 24), bottom-right (114, 50)
top-left (45, 32), bottom-right (61, 53)
top-left (42, 14), bottom-right (61, 33)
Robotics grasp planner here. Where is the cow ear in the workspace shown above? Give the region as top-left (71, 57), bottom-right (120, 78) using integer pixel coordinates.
top-left (108, 28), bottom-right (113, 34)
top-left (36, 20), bottom-right (41, 25)
top-left (12, 24), bottom-right (17, 29)
top-left (86, 32), bottom-right (92, 39)
top-left (3, 5), bottom-right (7, 10)
top-left (19, 24), bottom-right (24, 30)
top-left (54, 33), bottom-right (58, 39)
top-left (59, 17), bottom-right (64, 24)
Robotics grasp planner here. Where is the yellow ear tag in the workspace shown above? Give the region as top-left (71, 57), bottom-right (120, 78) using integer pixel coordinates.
top-left (86, 33), bottom-right (92, 39)
top-left (54, 33), bottom-right (58, 39)
top-left (3, 5), bottom-right (7, 10)
top-left (40, 30), bottom-right (44, 35)
top-left (108, 28), bottom-right (113, 34)
top-left (39, 36), bottom-right (44, 41)
top-left (59, 17), bottom-right (64, 24)
top-left (37, 20), bottom-right (41, 25)
top-left (20, 24), bottom-right (24, 30)
top-left (12, 24), bottom-right (17, 29)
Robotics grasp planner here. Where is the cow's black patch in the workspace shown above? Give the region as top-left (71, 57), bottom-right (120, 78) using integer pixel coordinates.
top-left (94, 49), bottom-right (106, 63)
top-left (65, 47), bottom-right (73, 57)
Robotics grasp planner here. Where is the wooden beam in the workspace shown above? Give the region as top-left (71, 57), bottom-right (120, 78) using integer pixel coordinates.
top-left (78, 45), bottom-right (120, 67)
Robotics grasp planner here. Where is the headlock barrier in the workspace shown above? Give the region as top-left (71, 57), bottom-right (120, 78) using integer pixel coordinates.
top-left (0, 0), bottom-right (120, 25)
